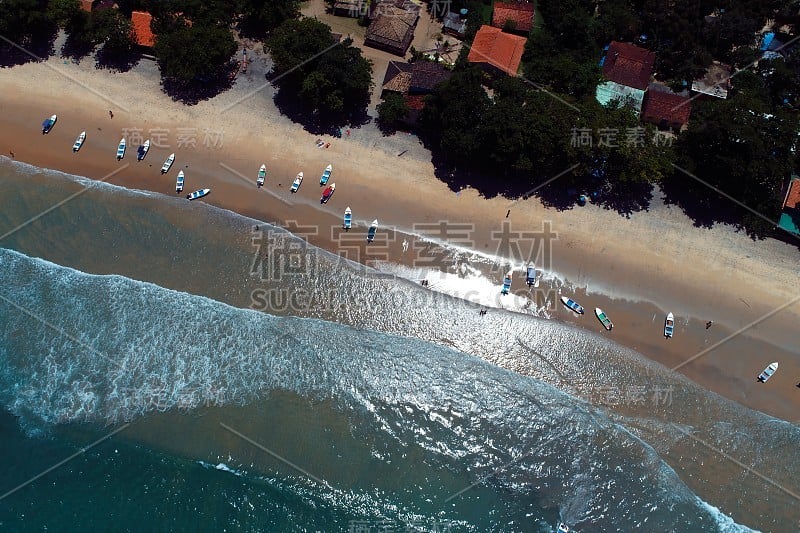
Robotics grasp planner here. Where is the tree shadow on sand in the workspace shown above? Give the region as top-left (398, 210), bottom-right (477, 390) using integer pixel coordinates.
top-left (272, 86), bottom-right (371, 136)
top-left (95, 46), bottom-right (141, 73)
top-left (160, 62), bottom-right (237, 106)
top-left (0, 32), bottom-right (57, 68)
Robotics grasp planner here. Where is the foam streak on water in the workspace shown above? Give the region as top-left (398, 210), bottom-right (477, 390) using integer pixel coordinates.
top-left (0, 247), bottom-right (756, 531)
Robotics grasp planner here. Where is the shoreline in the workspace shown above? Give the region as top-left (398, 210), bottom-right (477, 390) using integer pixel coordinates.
top-left (0, 52), bottom-right (798, 422)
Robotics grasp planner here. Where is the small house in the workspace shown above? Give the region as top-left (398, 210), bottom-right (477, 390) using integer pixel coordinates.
top-left (778, 176), bottom-right (800, 236)
top-left (491, 1), bottom-right (535, 35)
top-left (131, 10), bottom-right (155, 48)
top-left (641, 86), bottom-right (691, 130)
top-left (467, 25), bottom-right (527, 77)
top-left (691, 61), bottom-right (731, 99)
top-left (364, 0), bottom-right (420, 56)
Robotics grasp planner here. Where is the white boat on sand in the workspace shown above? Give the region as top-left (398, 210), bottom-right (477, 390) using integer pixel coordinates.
top-left (175, 170), bottom-right (185, 193)
top-left (116, 138), bottom-right (126, 160)
top-left (72, 131), bottom-right (86, 152)
top-left (560, 296), bottom-right (584, 315)
top-left (290, 172), bottom-right (303, 193)
top-left (186, 188), bottom-right (210, 201)
top-left (367, 219), bottom-right (378, 243)
top-left (161, 153), bottom-right (175, 174)
top-left (343, 206), bottom-right (352, 230)
top-left (595, 308), bottom-right (613, 330)
top-left (257, 164), bottom-right (266, 187)
top-left (137, 139), bottom-right (150, 161)
top-left (757, 362), bottom-right (778, 383)
top-left (664, 312), bottom-right (674, 338)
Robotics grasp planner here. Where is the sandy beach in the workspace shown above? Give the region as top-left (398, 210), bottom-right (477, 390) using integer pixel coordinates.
top-left (0, 36), bottom-right (798, 422)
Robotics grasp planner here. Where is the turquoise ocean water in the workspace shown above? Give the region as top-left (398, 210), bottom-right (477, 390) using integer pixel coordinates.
top-left (0, 160), bottom-right (798, 531)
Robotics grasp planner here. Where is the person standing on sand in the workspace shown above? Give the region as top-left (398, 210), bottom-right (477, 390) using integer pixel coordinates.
top-left (109, 110), bottom-right (113, 119)
top-left (706, 321), bottom-right (713, 329)
top-left (9, 150), bottom-right (14, 158)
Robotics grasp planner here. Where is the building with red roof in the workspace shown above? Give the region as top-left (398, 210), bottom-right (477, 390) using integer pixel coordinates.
top-left (602, 41), bottom-right (655, 91)
top-left (641, 86), bottom-right (691, 130)
top-left (467, 25), bottom-right (527, 77)
top-left (131, 11), bottom-right (155, 48)
top-left (779, 176), bottom-right (800, 236)
top-left (79, 0), bottom-right (93, 11)
top-left (492, 2), bottom-right (535, 34)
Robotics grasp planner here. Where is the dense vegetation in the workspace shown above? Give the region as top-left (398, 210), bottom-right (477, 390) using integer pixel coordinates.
top-left (406, 0), bottom-right (800, 237)
top-left (265, 17), bottom-right (373, 133)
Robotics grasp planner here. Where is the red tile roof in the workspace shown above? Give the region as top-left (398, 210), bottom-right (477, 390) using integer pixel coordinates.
top-left (80, 0), bottom-right (93, 12)
top-left (603, 41), bottom-right (655, 90)
top-left (785, 178), bottom-right (800, 210)
top-left (404, 94), bottom-right (427, 111)
top-left (131, 11), bottom-right (155, 48)
top-left (492, 1), bottom-right (535, 33)
top-left (642, 89), bottom-right (691, 127)
top-left (467, 25), bottom-right (527, 76)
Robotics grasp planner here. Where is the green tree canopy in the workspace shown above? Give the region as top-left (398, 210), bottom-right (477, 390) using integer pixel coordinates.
top-left (239, 0), bottom-right (300, 38)
top-left (376, 92), bottom-right (410, 132)
top-left (266, 18), bottom-right (373, 124)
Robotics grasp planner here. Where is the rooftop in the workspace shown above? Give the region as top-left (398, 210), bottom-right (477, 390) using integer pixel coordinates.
top-left (691, 61), bottom-right (732, 99)
top-left (365, 1), bottom-right (420, 55)
top-left (595, 81), bottom-right (645, 115)
top-left (779, 178), bottom-right (800, 235)
top-left (131, 10), bottom-right (155, 48)
top-left (80, 0), bottom-right (93, 11)
top-left (467, 25), bottom-right (527, 76)
top-left (602, 41), bottom-right (656, 91)
top-left (642, 86), bottom-right (691, 127)
top-left (382, 61), bottom-right (413, 93)
top-left (492, 2), bottom-right (535, 33)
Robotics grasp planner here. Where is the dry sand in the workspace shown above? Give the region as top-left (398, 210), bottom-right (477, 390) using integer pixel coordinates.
top-left (0, 37), bottom-right (798, 421)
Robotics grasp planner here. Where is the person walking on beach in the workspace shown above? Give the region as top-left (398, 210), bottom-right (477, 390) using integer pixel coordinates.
top-left (109, 110), bottom-right (114, 119)
top-left (706, 321), bottom-right (713, 329)
top-left (9, 150), bottom-right (14, 159)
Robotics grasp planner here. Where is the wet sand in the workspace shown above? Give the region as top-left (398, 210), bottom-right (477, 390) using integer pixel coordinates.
top-left (0, 54), bottom-right (798, 422)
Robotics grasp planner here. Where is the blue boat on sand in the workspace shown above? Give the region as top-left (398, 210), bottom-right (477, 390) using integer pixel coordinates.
top-left (42, 114), bottom-right (57, 134)
top-left (526, 264), bottom-right (537, 287)
top-left (320, 164), bottom-right (332, 186)
top-left (343, 207), bottom-right (352, 231)
top-left (501, 271), bottom-right (512, 295)
top-left (560, 296), bottom-right (584, 315)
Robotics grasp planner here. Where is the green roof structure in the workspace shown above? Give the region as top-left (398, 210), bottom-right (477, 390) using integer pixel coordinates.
top-left (595, 81), bottom-right (645, 115)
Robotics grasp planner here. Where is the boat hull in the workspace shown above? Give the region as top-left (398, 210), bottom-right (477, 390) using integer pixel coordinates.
top-left (161, 154), bottom-right (175, 174)
top-left (186, 188), bottom-right (210, 201)
top-left (757, 362), bottom-right (778, 383)
top-left (560, 296), bottom-right (584, 314)
top-left (595, 308), bottom-right (613, 330)
top-left (664, 313), bottom-right (674, 338)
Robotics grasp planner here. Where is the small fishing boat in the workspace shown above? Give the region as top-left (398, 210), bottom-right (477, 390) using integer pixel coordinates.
top-left (757, 362), bottom-right (778, 383)
top-left (560, 296), bottom-right (584, 315)
top-left (501, 271), bottom-right (512, 295)
top-left (367, 219), bottom-right (378, 243)
top-left (526, 264), bottom-right (538, 287)
top-left (137, 139), bottom-right (150, 161)
top-left (257, 164), bottom-right (266, 188)
top-left (321, 183), bottom-right (335, 204)
top-left (161, 153), bottom-right (175, 174)
top-left (72, 131), bottom-right (86, 152)
top-left (175, 170), bottom-right (185, 193)
top-left (557, 524), bottom-right (570, 533)
top-left (186, 188), bottom-right (210, 201)
top-left (595, 308), bottom-right (613, 330)
top-left (664, 312), bottom-right (674, 338)
top-left (343, 207), bottom-right (352, 230)
top-left (320, 164), bottom-right (332, 186)
top-left (42, 114), bottom-right (57, 134)
top-left (116, 138), bottom-right (126, 160)
top-left (290, 172), bottom-right (303, 193)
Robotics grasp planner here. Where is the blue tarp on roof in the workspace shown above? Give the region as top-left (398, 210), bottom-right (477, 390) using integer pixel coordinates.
top-left (760, 32), bottom-right (775, 51)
